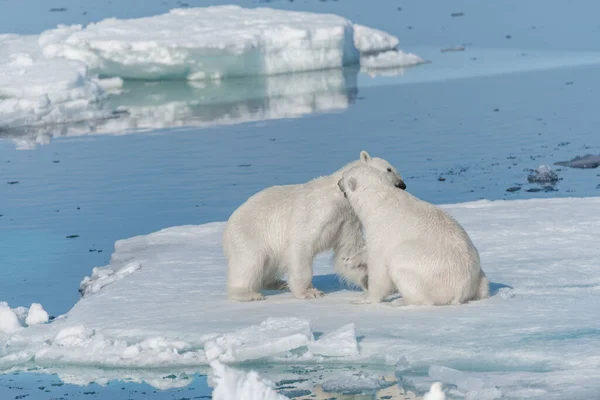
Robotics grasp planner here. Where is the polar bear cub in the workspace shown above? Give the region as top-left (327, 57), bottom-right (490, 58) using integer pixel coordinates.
top-left (337, 166), bottom-right (489, 306)
top-left (223, 151), bottom-right (406, 301)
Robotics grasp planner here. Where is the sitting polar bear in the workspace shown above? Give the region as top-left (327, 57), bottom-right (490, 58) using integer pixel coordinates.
top-left (223, 151), bottom-right (406, 301)
top-left (337, 165), bottom-right (489, 306)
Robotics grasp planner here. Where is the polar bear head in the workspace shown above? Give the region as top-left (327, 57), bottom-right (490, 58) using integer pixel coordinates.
top-left (337, 164), bottom-right (397, 201)
top-left (356, 150), bottom-right (406, 190)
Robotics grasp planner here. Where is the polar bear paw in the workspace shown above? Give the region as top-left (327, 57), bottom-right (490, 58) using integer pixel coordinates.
top-left (350, 293), bottom-right (372, 305)
top-left (229, 291), bottom-right (266, 302)
top-left (295, 288), bottom-right (324, 300)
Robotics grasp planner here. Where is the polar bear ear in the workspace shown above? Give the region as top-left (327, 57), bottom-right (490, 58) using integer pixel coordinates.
top-left (360, 150), bottom-right (371, 163)
top-left (347, 177), bottom-right (357, 192)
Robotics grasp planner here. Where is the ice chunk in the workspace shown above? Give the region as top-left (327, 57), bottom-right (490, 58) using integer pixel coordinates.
top-left (0, 302), bottom-right (22, 334)
top-left (527, 165), bottom-right (559, 183)
top-left (210, 361), bottom-right (289, 400)
top-left (0, 34), bottom-right (116, 129)
top-left (25, 303), bottom-right (49, 326)
top-left (308, 323), bottom-right (359, 357)
top-left (429, 366), bottom-right (502, 400)
top-left (361, 50), bottom-right (424, 70)
top-left (79, 261), bottom-right (142, 297)
top-left (34, 324), bottom-right (206, 369)
top-left (424, 382), bottom-right (446, 400)
top-left (205, 317), bottom-right (313, 363)
top-left (321, 373), bottom-right (392, 395)
top-left (353, 24), bottom-right (399, 54)
top-left (555, 154), bottom-right (600, 169)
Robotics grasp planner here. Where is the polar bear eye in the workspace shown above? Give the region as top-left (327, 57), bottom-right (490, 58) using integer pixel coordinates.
top-left (387, 168), bottom-right (392, 172)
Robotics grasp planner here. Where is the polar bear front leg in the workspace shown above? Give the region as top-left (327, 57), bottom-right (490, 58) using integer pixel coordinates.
top-left (352, 259), bottom-right (393, 304)
top-left (287, 247), bottom-right (324, 300)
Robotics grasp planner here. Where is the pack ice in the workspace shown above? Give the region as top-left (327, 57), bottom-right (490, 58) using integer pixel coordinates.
top-left (0, 6), bottom-right (422, 131)
top-left (1, 197), bottom-right (599, 399)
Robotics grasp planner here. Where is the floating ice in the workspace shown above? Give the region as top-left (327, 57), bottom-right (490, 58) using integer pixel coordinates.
top-left (0, 197), bottom-right (599, 398)
top-left (555, 154), bottom-right (600, 169)
top-left (1, 6), bottom-right (420, 132)
top-left (527, 165), bottom-right (559, 183)
top-left (210, 361), bottom-right (289, 400)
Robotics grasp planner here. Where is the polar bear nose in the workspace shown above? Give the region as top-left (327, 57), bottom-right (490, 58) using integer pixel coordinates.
top-left (396, 180), bottom-right (407, 190)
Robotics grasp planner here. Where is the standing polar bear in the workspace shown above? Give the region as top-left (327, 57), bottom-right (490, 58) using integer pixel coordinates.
top-left (337, 166), bottom-right (489, 306)
top-left (223, 151), bottom-right (406, 301)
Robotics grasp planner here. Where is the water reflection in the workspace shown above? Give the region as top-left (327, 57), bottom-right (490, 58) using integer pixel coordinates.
top-left (1, 67), bottom-right (359, 150)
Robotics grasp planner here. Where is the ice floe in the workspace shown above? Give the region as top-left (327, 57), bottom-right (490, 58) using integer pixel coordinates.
top-left (1, 197), bottom-right (599, 398)
top-left (0, 6), bottom-right (422, 132)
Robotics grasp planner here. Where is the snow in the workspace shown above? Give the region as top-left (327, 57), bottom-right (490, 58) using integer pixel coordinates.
top-left (25, 303), bottom-right (49, 326)
top-left (1, 6), bottom-right (420, 131)
top-left (1, 197), bottom-right (599, 398)
top-left (210, 361), bottom-right (289, 400)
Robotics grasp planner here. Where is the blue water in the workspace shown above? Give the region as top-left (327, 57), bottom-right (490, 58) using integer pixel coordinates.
top-left (1, 0), bottom-right (600, 398)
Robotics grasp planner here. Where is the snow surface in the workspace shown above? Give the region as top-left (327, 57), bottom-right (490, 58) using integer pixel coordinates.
top-left (1, 197), bottom-right (599, 399)
top-left (0, 6), bottom-right (422, 131)
top-left (0, 302), bottom-right (49, 333)
top-left (210, 361), bottom-right (289, 400)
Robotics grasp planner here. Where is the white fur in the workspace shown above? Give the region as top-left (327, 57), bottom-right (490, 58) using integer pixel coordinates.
top-left (338, 166), bottom-right (490, 306)
top-left (223, 151), bottom-right (405, 301)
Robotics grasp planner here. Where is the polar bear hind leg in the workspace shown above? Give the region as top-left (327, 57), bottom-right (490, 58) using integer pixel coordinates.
top-left (227, 254), bottom-right (267, 302)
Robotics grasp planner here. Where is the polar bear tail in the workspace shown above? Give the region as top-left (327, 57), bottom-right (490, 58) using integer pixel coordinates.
top-left (474, 270), bottom-right (490, 300)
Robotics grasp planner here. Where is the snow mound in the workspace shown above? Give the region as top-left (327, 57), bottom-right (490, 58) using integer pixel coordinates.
top-left (527, 165), bottom-right (559, 183)
top-left (1, 198), bottom-right (599, 398)
top-left (0, 302), bottom-right (50, 333)
top-left (25, 303), bottom-right (49, 326)
top-left (79, 261), bottom-right (142, 297)
top-left (210, 361), bottom-right (289, 400)
top-left (0, 302), bottom-right (22, 334)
